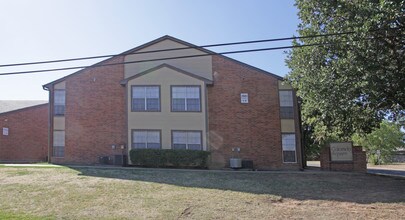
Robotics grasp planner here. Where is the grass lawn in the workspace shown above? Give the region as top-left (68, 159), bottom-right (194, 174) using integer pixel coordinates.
top-left (0, 166), bottom-right (404, 219)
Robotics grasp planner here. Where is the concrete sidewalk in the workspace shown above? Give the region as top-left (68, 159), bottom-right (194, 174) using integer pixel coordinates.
top-left (368, 168), bottom-right (405, 178)
top-left (2, 162), bottom-right (404, 178)
top-left (306, 161), bottom-right (405, 178)
top-left (0, 164), bottom-right (63, 168)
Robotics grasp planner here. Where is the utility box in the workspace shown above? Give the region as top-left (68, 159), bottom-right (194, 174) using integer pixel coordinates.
top-left (242, 160), bottom-right (254, 169)
top-left (99, 156), bottom-right (110, 165)
top-left (114, 155), bottom-right (128, 166)
top-left (230, 158), bottom-right (242, 169)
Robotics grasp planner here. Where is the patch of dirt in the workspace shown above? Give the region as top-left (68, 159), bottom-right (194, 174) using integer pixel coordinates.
top-left (178, 205), bottom-right (193, 219)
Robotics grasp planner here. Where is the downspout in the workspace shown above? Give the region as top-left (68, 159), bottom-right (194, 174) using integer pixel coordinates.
top-left (43, 85), bottom-right (51, 163)
top-left (297, 97), bottom-right (305, 168)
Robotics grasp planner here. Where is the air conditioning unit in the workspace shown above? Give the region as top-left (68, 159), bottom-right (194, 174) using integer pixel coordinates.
top-left (99, 156), bottom-right (110, 165)
top-left (230, 158), bottom-right (242, 169)
top-left (113, 155), bottom-right (128, 166)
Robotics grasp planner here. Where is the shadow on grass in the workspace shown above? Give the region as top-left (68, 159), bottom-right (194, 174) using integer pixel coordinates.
top-left (69, 166), bottom-right (405, 205)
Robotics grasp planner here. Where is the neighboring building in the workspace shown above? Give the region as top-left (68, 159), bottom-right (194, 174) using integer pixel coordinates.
top-left (0, 100), bottom-right (48, 163)
top-left (43, 36), bottom-right (303, 170)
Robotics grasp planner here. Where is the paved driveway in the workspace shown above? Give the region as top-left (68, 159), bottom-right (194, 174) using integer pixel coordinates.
top-left (367, 168), bottom-right (405, 177)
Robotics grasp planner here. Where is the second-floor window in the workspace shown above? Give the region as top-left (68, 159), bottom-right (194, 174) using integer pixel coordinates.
top-left (132, 86), bottom-right (160, 112)
top-left (54, 90), bottom-right (66, 116)
top-left (171, 86), bottom-right (201, 112)
top-left (279, 90), bottom-right (294, 119)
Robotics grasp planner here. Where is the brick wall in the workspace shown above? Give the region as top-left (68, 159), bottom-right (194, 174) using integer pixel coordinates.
top-left (46, 51), bottom-right (303, 169)
top-left (50, 56), bottom-right (126, 164)
top-left (320, 146), bottom-right (367, 172)
top-left (208, 55), bottom-right (302, 170)
top-left (0, 104), bottom-right (48, 162)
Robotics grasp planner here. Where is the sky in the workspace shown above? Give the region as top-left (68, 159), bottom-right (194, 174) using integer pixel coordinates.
top-left (0, 0), bottom-right (300, 100)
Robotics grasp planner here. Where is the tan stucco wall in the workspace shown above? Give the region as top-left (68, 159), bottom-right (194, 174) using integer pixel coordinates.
top-left (54, 81), bottom-right (66, 89)
top-left (278, 80), bottom-right (293, 90)
top-left (281, 119), bottom-right (295, 133)
top-left (125, 39), bottom-right (213, 81)
top-left (53, 117), bottom-right (65, 130)
top-left (127, 66), bottom-right (207, 151)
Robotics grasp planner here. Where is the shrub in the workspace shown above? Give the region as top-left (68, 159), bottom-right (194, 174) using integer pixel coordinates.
top-left (352, 121), bottom-right (404, 164)
top-left (129, 149), bottom-right (210, 169)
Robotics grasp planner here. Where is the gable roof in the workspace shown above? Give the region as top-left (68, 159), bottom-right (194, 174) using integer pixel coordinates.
top-left (148, 36), bottom-right (283, 80)
top-left (0, 100), bottom-right (48, 115)
top-left (120, 63), bottom-right (213, 85)
top-left (43, 35), bottom-right (282, 89)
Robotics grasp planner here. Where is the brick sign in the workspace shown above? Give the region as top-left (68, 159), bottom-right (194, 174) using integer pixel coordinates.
top-left (330, 142), bottom-right (353, 161)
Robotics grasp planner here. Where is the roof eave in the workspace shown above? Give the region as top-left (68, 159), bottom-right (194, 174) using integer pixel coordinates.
top-left (120, 63), bottom-right (213, 86)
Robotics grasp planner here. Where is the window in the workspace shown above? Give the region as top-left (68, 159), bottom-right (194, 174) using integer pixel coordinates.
top-left (172, 86), bottom-right (201, 112)
top-left (132, 130), bottom-right (161, 149)
top-left (282, 133), bottom-right (296, 163)
top-left (54, 90), bottom-right (66, 116)
top-left (279, 90), bottom-right (293, 107)
top-left (132, 86), bottom-right (160, 111)
top-left (280, 107), bottom-right (294, 119)
top-left (53, 131), bottom-right (65, 157)
top-left (172, 131), bottom-right (202, 150)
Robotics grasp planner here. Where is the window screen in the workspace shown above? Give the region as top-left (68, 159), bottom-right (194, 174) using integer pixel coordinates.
top-left (279, 90), bottom-right (293, 107)
top-left (172, 86), bottom-right (200, 112)
top-left (132, 86), bottom-right (160, 111)
top-left (53, 131), bottom-right (65, 157)
top-left (282, 133), bottom-right (296, 163)
top-left (172, 131), bottom-right (202, 150)
top-left (54, 90), bottom-right (66, 116)
top-left (132, 130), bottom-right (161, 149)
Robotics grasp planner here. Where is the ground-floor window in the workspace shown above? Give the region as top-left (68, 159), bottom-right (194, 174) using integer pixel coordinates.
top-left (172, 131), bottom-right (202, 150)
top-left (282, 133), bottom-right (296, 163)
top-left (53, 130), bottom-right (65, 157)
top-left (132, 130), bottom-right (161, 149)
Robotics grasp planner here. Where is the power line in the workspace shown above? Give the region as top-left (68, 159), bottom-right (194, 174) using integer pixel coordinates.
top-left (0, 30), bottom-right (378, 68)
top-left (0, 43), bottom-right (326, 76)
top-left (0, 32), bottom-right (402, 76)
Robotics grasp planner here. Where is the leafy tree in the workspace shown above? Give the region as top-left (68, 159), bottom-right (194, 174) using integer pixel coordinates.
top-left (286, 0), bottom-right (405, 145)
top-left (353, 121), bottom-right (404, 164)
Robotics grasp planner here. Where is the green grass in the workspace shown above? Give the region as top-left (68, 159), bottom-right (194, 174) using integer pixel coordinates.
top-left (0, 166), bottom-right (404, 219)
top-left (0, 210), bottom-right (52, 220)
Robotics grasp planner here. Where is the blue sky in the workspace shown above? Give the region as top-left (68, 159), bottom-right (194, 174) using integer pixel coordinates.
top-left (0, 0), bottom-right (299, 100)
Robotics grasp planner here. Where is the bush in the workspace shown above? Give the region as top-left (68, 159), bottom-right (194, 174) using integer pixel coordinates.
top-left (352, 121), bottom-right (404, 164)
top-left (367, 153), bottom-right (379, 165)
top-left (129, 149), bottom-right (210, 169)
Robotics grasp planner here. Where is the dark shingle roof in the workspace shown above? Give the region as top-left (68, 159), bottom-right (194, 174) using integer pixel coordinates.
top-left (0, 100), bottom-right (48, 114)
